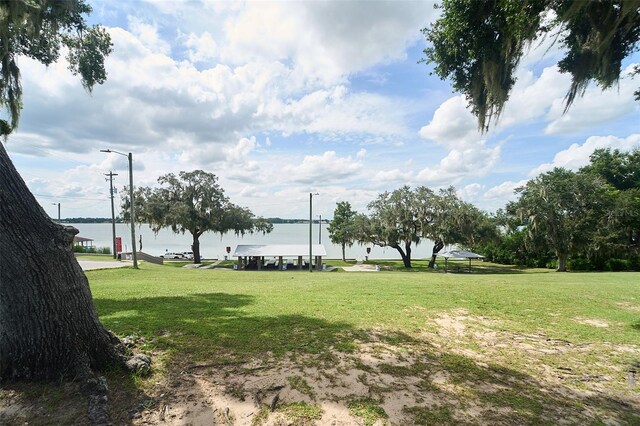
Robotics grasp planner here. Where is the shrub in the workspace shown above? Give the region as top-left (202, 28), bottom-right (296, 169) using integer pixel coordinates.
top-left (473, 230), bottom-right (553, 267)
top-left (73, 245), bottom-right (111, 255)
top-left (568, 258), bottom-right (593, 271)
top-left (605, 258), bottom-right (631, 271)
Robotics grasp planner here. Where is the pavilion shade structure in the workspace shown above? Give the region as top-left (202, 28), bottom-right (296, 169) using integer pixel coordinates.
top-left (437, 250), bottom-right (485, 273)
top-left (232, 244), bottom-right (327, 271)
top-left (72, 236), bottom-right (94, 251)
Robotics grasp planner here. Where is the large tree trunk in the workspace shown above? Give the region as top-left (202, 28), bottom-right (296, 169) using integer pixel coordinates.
top-left (0, 143), bottom-right (124, 382)
top-left (392, 243), bottom-right (412, 268)
top-left (404, 242), bottom-right (412, 268)
top-left (557, 252), bottom-right (568, 272)
top-left (428, 239), bottom-right (445, 268)
top-left (191, 231), bottom-right (202, 264)
top-left (341, 243), bottom-right (346, 262)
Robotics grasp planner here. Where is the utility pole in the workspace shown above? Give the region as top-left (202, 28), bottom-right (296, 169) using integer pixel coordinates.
top-left (128, 152), bottom-right (138, 269)
top-left (318, 214), bottom-right (322, 244)
top-left (309, 194), bottom-right (312, 272)
top-left (309, 192), bottom-right (318, 272)
top-left (101, 149), bottom-right (137, 269)
top-left (105, 171), bottom-right (118, 259)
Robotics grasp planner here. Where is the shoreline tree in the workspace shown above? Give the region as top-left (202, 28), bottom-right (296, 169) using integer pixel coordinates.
top-left (0, 1), bottom-right (126, 422)
top-left (423, 0), bottom-right (640, 132)
top-left (327, 201), bottom-right (358, 261)
top-left (581, 148), bottom-right (640, 262)
top-left (355, 186), bottom-right (494, 269)
top-left (361, 186), bottom-right (425, 268)
top-left (126, 170), bottom-right (273, 264)
top-left (475, 150), bottom-right (639, 271)
top-left (513, 168), bottom-right (613, 272)
top-left (424, 187), bottom-right (496, 268)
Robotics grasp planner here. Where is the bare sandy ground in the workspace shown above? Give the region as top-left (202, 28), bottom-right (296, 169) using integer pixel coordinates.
top-left (126, 310), bottom-right (640, 425)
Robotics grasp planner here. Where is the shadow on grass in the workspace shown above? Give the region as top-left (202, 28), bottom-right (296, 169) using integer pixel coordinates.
top-left (95, 292), bottom-right (360, 361)
top-left (369, 260), bottom-right (535, 274)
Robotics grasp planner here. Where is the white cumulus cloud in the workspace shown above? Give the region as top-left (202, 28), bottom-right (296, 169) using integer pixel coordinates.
top-left (284, 151), bottom-right (363, 184)
top-left (183, 31), bottom-right (218, 63)
top-left (529, 134), bottom-right (640, 176)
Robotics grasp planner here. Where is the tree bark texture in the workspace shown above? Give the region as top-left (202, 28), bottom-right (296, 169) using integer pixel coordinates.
top-left (0, 143), bottom-right (124, 381)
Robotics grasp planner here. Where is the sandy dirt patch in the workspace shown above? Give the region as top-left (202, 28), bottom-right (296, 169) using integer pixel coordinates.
top-left (118, 311), bottom-right (639, 425)
top-left (575, 317), bottom-right (610, 328)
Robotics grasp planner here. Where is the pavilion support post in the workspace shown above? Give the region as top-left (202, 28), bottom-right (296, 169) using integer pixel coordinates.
top-left (298, 256), bottom-right (303, 270)
top-left (278, 256), bottom-right (283, 271)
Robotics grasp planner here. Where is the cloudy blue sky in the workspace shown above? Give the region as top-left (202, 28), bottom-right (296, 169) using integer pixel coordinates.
top-left (7, 0), bottom-right (640, 220)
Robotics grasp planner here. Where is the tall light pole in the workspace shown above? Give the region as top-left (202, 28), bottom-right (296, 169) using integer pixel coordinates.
top-left (105, 171), bottom-right (118, 259)
top-left (318, 214), bottom-right (322, 244)
top-left (51, 202), bottom-right (60, 223)
top-left (101, 149), bottom-right (137, 269)
top-left (309, 192), bottom-right (319, 272)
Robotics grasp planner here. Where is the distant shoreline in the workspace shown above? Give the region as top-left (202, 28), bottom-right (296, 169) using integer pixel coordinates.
top-left (58, 218), bottom-right (329, 224)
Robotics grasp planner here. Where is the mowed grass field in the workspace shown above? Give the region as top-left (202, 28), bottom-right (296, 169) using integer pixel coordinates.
top-left (90, 264), bottom-right (640, 359)
top-left (2, 263), bottom-right (639, 425)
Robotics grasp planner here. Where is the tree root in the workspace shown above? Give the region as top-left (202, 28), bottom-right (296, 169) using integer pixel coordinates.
top-left (85, 376), bottom-right (112, 426)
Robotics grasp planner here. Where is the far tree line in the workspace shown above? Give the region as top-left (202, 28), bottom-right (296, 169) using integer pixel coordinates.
top-left (328, 149), bottom-right (640, 272)
top-left (56, 217), bottom-right (327, 224)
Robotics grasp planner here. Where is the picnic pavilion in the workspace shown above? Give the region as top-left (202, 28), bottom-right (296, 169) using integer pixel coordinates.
top-left (73, 236), bottom-right (94, 251)
top-left (437, 249), bottom-right (485, 272)
top-left (232, 244), bottom-right (327, 271)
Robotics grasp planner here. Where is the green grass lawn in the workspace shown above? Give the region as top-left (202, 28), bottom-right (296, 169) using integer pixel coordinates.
top-left (90, 264), bottom-right (640, 354)
top-left (3, 264), bottom-right (639, 425)
top-left (74, 253), bottom-right (118, 261)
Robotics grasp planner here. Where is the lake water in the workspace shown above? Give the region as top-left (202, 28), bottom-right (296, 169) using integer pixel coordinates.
top-left (70, 223), bottom-right (437, 260)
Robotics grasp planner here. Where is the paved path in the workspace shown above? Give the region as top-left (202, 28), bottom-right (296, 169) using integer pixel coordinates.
top-left (200, 259), bottom-right (224, 269)
top-left (342, 263), bottom-right (379, 272)
top-left (78, 260), bottom-right (131, 271)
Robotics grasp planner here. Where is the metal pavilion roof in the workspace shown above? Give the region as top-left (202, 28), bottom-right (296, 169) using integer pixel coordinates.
top-left (232, 244), bottom-right (327, 257)
top-left (437, 250), bottom-right (485, 260)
